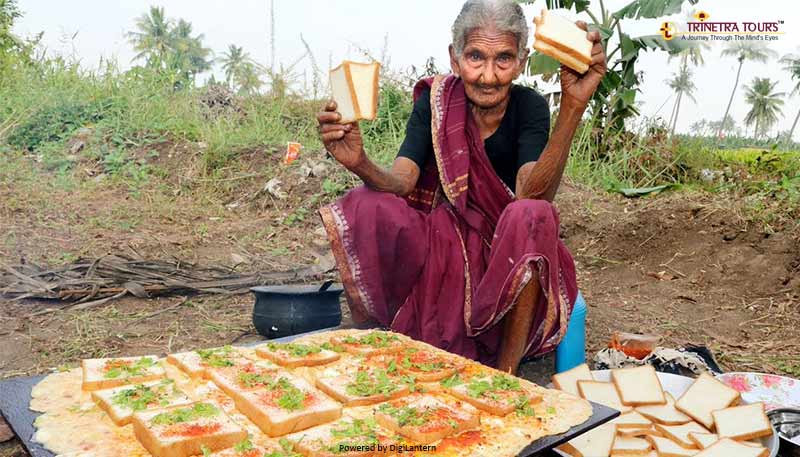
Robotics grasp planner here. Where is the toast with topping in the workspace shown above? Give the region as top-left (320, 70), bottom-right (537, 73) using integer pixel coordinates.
top-left (131, 402), bottom-right (246, 457)
top-left (374, 394), bottom-right (480, 445)
top-left (316, 366), bottom-right (410, 406)
top-left (82, 355), bottom-right (165, 391)
top-left (167, 346), bottom-right (252, 380)
top-left (91, 378), bottom-right (191, 426)
top-left (443, 372), bottom-right (542, 417)
top-left (330, 330), bottom-right (405, 356)
top-left (207, 437), bottom-right (301, 457)
top-left (207, 360), bottom-right (280, 397)
top-left (233, 373), bottom-right (342, 436)
top-left (385, 346), bottom-right (464, 382)
top-left (255, 342), bottom-right (340, 368)
top-left (286, 417), bottom-right (391, 457)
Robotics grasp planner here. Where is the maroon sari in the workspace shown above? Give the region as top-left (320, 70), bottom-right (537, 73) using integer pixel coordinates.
top-left (320, 74), bottom-right (578, 366)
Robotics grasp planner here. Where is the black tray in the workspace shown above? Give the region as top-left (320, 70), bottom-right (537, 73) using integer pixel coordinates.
top-left (0, 328), bottom-right (619, 457)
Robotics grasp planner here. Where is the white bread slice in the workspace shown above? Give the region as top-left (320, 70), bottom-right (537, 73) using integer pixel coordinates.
top-left (131, 402), bottom-right (246, 457)
top-left (692, 438), bottom-right (768, 457)
top-left (675, 373), bottom-right (740, 429)
top-left (233, 374), bottom-right (342, 437)
top-left (329, 61), bottom-right (380, 123)
top-left (654, 422), bottom-right (709, 449)
top-left (254, 341), bottom-right (340, 368)
top-left (552, 363), bottom-right (594, 396)
top-left (612, 411), bottom-right (653, 429)
top-left (81, 355), bottom-right (165, 391)
top-left (635, 404), bottom-right (692, 425)
top-left (557, 422), bottom-right (616, 457)
top-left (647, 435), bottom-right (698, 456)
top-left (618, 425), bottom-right (663, 439)
top-left (687, 432), bottom-right (718, 449)
top-left (532, 9), bottom-right (592, 74)
top-left (611, 436), bottom-right (652, 455)
top-left (445, 374), bottom-right (542, 416)
top-left (711, 403), bottom-right (772, 441)
top-left (91, 379), bottom-right (191, 426)
top-left (374, 394), bottom-right (480, 445)
top-left (316, 367), bottom-right (410, 406)
top-left (578, 381), bottom-right (632, 412)
top-left (665, 393), bottom-right (676, 405)
top-left (612, 366), bottom-right (666, 406)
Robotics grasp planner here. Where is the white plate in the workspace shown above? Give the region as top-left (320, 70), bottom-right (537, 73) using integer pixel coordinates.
top-left (553, 370), bottom-right (779, 457)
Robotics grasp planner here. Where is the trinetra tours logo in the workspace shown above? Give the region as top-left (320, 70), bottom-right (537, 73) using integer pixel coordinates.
top-left (658, 10), bottom-right (784, 42)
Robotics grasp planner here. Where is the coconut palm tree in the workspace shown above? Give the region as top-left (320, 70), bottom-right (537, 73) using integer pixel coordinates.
top-left (666, 61), bottom-right (697, 136)
top-left (718, 42), bottom-right (778, 138)
top-left (219, 45), bottom-right (249, 87)
top-left (779, 52), bottom-right (800, 142)
top-left (127, 6), bottom-right (172, 67)
top-left (169, 19), bottom-right (212, 81)
top-left (236, 61), bottom-right (264, 95)
top-left (743, 77), bottom-right (785, 139)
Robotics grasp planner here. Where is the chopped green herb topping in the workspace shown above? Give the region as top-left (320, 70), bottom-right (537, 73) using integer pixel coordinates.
top-left (514, 395), bottom-right (536, 416)
top-left (234, 438), bottom-right (254, 452)
top-left (111, 380), bottom-right (176, 411)
top-left (466, 375), bottom-right (521, 399)
top-left (263, 377), bottom-right (306, 411)
top-left (103, 357), bottom-right (157, 379)
top-left (321, 342), bottom-right (346, 353)
top-left (344, 369), bottom-right (398, 397)
top-left (267, 342), bottom-right (322, 358)
top-left (197, 346), bottom-right (235, 368)
top-left (327, 419), bottom-right (379, 454)
top-left (264, 437), bottom-right (302, 457)
top-left (377, 403), bottom-right (430, 427)
top-left (150, 402), bottom-right (219, 425)
top-left (237, 371), bottom-right (275, 389)
top-left (341, 331), bottom-right (399, 348)
top-left (440, 373), bottom-right (463, 388)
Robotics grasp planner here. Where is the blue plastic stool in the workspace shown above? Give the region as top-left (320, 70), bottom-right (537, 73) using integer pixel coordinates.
top-left (555, 291), bottom-right (587, 373)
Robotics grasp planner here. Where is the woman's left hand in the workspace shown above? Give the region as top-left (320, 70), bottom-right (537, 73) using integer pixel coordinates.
top-left (560, 21), bottom-right (607, 110)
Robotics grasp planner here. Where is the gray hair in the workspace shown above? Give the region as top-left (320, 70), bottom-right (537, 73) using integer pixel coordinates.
top-left (451, 0), bottom-right (529, 59)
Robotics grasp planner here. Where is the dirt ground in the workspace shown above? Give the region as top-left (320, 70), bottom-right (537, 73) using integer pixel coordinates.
top-left (1, 147), bottom-right (799, 455)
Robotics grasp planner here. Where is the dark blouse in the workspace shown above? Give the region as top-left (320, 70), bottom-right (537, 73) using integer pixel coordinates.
top-left (397, 84), bottom-right (550, 190)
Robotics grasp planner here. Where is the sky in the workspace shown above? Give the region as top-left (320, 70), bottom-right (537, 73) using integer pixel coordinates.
top-left (12, 0), bottom-right (800, 138)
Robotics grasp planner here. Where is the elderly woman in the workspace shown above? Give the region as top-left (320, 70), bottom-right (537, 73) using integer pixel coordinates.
top-left (316, 0), bottom-right (605, 373)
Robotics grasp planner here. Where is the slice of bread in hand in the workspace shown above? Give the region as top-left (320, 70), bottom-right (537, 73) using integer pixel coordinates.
top-left (654, 422), bottom-right (710, 449)
top-left (611, 435), bottom-right (652, 455)
top-left (82, 355), bottom-right (165, 391)
top-left (711, 402), bottom-right (772, 440)
top-left (612, 366), bottom-right (666, 406)
top-left (132, 402), bottom-right (246, 457)
top-left (675, 373), bottom-right (739, 429)
top-left (556, 422), bottom-right (616, 457)
top-left (693, 438), bottom-right (768, 457)
top-left (532, 9), bottom-right (593, 74)
top-left (636, 404), bottom-right (692, 425)
top-left (687, 432), bottom-right (718, 449)
top-left (552, 363), bottom-right (594, 397)
top-left (329, 61), bottom-right (380, 123)
top-left (578, 381), bottom-right (632, 412)
top-left (647, 435), bottom-right (699, 457)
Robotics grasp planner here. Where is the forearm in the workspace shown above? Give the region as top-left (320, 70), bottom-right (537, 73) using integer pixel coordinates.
top-left (350, 156), bottom-right (414, 197)
top-left (517, 103), bottom-right (585, 201)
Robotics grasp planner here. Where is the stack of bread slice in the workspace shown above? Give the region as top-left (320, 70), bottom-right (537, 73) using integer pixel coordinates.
top-left (553, 365), bottom-right (773, 457)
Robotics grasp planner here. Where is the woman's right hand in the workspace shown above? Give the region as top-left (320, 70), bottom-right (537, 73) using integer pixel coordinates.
top-left (317, 101), bottom-right (367, 171)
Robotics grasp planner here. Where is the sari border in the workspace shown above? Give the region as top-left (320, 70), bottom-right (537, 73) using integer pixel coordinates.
top-left (319, 204), bottom-right (373, 319)
top-left (430, 74), bottom-right (458, 206)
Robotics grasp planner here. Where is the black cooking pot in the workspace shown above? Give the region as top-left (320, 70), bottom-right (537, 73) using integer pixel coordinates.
top-left (251, 281), bottom-right (343, 339)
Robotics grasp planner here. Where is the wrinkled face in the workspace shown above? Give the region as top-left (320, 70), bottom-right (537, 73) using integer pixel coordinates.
top-left (450, 27), bottom-right (527, 109)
